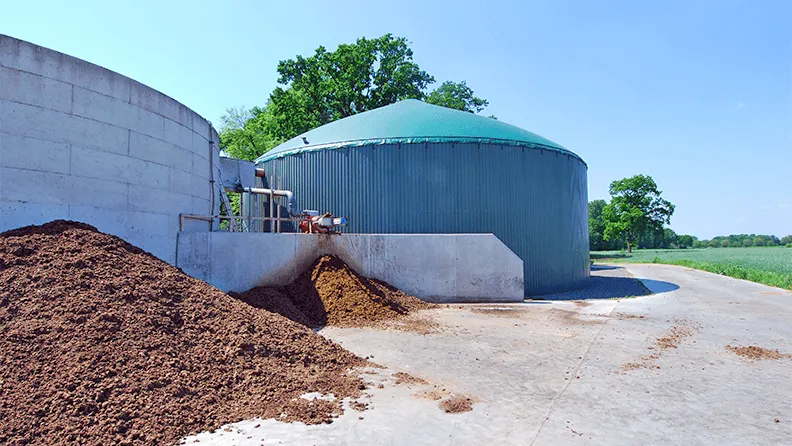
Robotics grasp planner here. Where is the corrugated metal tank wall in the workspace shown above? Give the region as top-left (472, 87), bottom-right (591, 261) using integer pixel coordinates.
top-left (260, 142), bottom-right (588, 296)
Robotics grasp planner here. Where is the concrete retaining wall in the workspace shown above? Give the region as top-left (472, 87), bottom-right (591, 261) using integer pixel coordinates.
top-left (176, 233), bottom-right (524, 303)
top-left (0, 34), bottom-right (220, 263)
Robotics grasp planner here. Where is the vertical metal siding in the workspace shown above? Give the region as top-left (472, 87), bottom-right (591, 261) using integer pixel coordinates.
top-left (262, 142), bottom-right (589, 296)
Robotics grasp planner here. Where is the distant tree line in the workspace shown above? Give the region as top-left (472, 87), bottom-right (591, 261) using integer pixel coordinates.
top-left (591, 195), bottom-right (792, 251)
top-left (590, 199), bottom-right (692, 250)
top-left (694, 234), bottom-right (787, 248)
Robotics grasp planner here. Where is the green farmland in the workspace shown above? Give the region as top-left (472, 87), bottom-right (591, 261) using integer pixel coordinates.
top-left (591, 247), bottom-right (792, 290)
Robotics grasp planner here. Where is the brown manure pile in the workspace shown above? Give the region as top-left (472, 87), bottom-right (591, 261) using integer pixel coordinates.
top-left (0, 221), bottom-right (366, 445)
top-left (656, 324), bottom-right (696, 349)
top-left (439, 395), bottom-right (474, 413)
top-left (234, 254), bottom-right (435, 328)
top-left (393, 372), bottom-right (429, 386)
top-left (726, 345), bottom-right (791, 360)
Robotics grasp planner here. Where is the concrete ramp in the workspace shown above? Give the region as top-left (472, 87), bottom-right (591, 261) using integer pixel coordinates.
top-left (176, 233), bottom-right (524, 303)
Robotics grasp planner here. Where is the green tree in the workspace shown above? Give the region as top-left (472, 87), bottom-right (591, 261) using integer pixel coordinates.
top-left (602, 175), bottom-right (675, 253)
top-left (781, 235), bottom-right (792, 245)
top-left (218, 106), bottom-right (282, 161)
top-left (753, 237), bottom-right (766, 247)
top-left (220, 35), bottom-right (490, 162)
top-left (588, 199), bottom-right (607, 251)
top-left (268, 34), bottom-right (435, 141)
top-left (678, 234), bottom-right (694, 249)
top-left (662, 228), bottom-right (679, 249)
top-left (425, 81), bottom-right (488, 113)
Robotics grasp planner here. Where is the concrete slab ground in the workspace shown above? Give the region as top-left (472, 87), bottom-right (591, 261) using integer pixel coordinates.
top-left (184, 264), bottom-right (792, 446)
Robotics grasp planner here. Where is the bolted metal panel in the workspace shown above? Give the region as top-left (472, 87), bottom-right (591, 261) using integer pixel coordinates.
top-left (260, 142), bottom-right (589, 296)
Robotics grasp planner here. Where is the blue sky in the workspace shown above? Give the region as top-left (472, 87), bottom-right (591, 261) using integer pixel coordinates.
top-left (3, 0), bottom-right (790, 239)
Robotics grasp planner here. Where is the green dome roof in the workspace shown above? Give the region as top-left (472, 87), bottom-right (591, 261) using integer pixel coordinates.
top-left (256, 99), bottom-right (582, 164)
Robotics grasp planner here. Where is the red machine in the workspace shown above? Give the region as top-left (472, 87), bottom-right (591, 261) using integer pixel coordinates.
top-left (298, 211), bottom-right (348, 234)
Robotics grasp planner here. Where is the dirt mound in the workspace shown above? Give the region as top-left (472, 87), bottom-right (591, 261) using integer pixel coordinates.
top-left (470, 307), bottom-right (525, 317)
top-left (0, 221), bottom-right (366, 445)
top-left (393, 372), bottom-right (429, 386)
top-left (235, 254), bottom-right (435, 328)
top-left (726, 345), bottom-right (791, 360)
top-left (439, 395), bottom-right (473, 413)
top-left (656, 324), bottom-right (696, 349)
top-left (233, 286), bottom-right (314, 327)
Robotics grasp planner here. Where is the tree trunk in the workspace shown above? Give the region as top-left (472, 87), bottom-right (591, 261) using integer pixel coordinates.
top-left (627, 244), bottom-right (632, 253)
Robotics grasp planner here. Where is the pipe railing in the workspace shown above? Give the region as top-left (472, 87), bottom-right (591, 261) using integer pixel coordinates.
top-left (183, 173), bottom-right (302, 233)
top-left (237, 187), bottom-right (301, 217)
top-left (179, 214), bottom-right (300, 233)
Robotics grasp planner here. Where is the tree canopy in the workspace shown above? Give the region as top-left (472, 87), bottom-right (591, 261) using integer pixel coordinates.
top-left (218, 106), bottom-right (281, 161)
top-left (219, 34), bottom-right (489, 161)
top-left (425, 81), bottom-right (488, 113)
top-left (588, 199), bottom-right (614, 251)
top-left (601, 175), bottom-right (675, 253)
top-left (695, 234), bottom-right (781, 248)
top-left (677, 234), bottom-right (694, 249)
top-left (267, 34), bottom-right (434, 141)
top-left (590, 199), bottom-right (694, 251)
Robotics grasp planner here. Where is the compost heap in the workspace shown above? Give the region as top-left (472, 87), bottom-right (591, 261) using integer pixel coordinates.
top-left (234, 254), bottom-right (435, 328)
top-left (0, 221), bottom-right (366, 446)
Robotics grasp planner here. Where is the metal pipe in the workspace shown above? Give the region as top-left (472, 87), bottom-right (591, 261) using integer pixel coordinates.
top-left (255, 168), bottom-right (266, 178)
top-left (268, 190), bottom-right (274, 232)
top-left (277, 196), bottom-right (281, 233)
top-left (253, 189), bottom-right (260, 233)
top-left (240, 186), bottom-right (301, 217)
top-left (208, 127), bottom-right (215, 231)
top-left (247, 191), bottom-right (252, 232)
top-left (276, 177), bottom-right (282, 233)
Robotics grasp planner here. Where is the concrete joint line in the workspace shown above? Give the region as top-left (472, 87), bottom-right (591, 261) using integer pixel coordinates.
top-left (527, 302), bottom-right (619, 446)
top-left (8, 98), bottom-right (134, 135)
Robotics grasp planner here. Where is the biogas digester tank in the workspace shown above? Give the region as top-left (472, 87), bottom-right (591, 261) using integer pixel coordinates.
top-left (256, 100), bottom-right (589, 296)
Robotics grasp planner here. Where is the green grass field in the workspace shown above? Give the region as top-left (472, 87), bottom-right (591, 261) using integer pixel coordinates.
top-left (591, 247), bottom-right (792, 290)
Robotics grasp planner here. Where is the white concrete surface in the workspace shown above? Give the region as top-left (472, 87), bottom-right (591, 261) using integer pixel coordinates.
top-left (185, 264), bottom-right (792, 445)
top-left (0, 34), bottom-right (219, 263)
top-left (176, 232), bottom-right (524, 302)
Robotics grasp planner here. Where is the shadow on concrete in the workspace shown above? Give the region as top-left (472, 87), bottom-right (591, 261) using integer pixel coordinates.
top-left (590, 252), bottom-right (629, 259)
top-left (532, 276), bottom-right (679, 301)
top-left (590, 264), bottom-right (623, 271)
top-left (639, 278), bottom-right (681, 294)
top-left (522, 300), bottom-right (553, 304)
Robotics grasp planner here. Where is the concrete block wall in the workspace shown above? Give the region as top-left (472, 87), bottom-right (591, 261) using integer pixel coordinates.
top-left (0, 34), bottom-right (220, 263)
top-left (176, 233), bottom-right (525, 303)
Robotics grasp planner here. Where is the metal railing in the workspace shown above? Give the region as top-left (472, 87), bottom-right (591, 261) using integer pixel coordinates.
top-left (181, 174), bottom-right (305, 233)
top-left (178, 214), bottom-right (301, 233)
